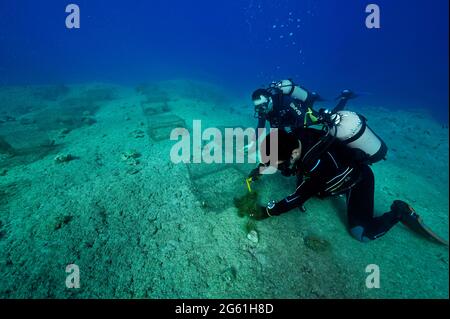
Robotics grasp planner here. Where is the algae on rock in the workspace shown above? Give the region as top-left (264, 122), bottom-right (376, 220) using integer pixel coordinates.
top-left (233, 192), bottom-right (260, 219)
top-left (234, 192), bottom-right (263, 236)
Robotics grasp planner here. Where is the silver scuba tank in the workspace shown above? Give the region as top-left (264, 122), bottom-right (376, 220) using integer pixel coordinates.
top-left (274, 79), bottom-right (309, 102)
top-left (329, 111), bottom-right (387, 164)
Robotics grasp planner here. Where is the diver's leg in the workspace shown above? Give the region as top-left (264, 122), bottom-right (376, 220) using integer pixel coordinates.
top-left (333, 90), bottom-right (356, 112)
top-left (347, 165), bottom-right (400, 242)
top-left (334, 97), bottom-right (349, 112)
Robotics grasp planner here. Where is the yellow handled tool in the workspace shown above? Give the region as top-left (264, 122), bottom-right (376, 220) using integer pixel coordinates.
top-left (245, 177), bottom-right (253, 193)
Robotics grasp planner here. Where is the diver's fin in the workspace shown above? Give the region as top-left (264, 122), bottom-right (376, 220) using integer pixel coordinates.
top-left (402, 215), bottom-right (449, 246)
top-left (310, 92), bottom-right (327, 102)
top-left (393, 200), bottom-right (449, 246)
top-left (334, 91), bottom-right (359, 101)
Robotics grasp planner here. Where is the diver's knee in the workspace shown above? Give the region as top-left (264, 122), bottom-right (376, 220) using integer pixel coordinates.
top-left (350, 226), bottom-right (371, 243)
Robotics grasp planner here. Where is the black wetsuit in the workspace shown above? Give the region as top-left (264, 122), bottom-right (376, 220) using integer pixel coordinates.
top-left (267, 129), bottom-right (400, 242)
top-left (256, 89), bottom-right (320, 132)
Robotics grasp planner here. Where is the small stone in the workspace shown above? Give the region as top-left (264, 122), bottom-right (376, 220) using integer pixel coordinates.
top-left (247, 230), bottom-right (259, 244)
top-left (304, 235), bottom-right (331, 252)
top-left (54, 154), bottom-right (74, 164)
top-left (121, 150), bottom-right (141, 161)
top-left (127, 168), bottom-right (141, 175)
top-left (130, 129), bottom-right (145, 138)
top-left (82, 117), bottom-right (97, 125)
top-left (59, 128), bottom-right (71, 135)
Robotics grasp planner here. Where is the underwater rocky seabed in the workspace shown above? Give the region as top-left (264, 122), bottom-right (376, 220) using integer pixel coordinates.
top-left (0, 80), bottom-right (448, 299)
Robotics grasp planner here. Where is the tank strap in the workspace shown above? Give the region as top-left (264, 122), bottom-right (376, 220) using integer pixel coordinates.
top-left (368, 136), bottom-right (388, 163)
top-left (276, 79), bottom-right (296, 95)
top-left (341, 114), bottom-right (367, 145)
top-left (287, 79), bottom-right (296, 95)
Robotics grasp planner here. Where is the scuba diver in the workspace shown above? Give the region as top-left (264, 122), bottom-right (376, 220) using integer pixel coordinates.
top-left (245, 79), bottom-right (364, 163)
top-left (250, 79), bottom-right (356, 135)
top-left (247, 128), bottom-right (448, 245)
top-left (247, 79), bottom-right (388, 183)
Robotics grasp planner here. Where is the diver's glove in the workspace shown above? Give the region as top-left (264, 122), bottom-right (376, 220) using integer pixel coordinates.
top-left (266, 199), bottom-right (307, 215)
top-left (280, 167), bottom-right (295, 177)
top-left (248, 165), bottom-right (264, 181)
top-left (252, 201), bottom-right (278, 220)
top-left (242, 141), bottom-right (256, 153)
top-left (252, 205), bottom-right (271, 220)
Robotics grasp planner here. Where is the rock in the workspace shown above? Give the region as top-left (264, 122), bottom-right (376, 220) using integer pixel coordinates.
top-left (247, 230), bottom-right (259, 244)
top-left (0, 136), bottom-right (15, 155)
top-left (19, 117), bottom-right (36, 125)
top-left (304, 235), bottom-right (331, 253)
top-left (221, 266), bottom-right (238, 282)
top-left (121, 150), bottom-right (141, 161)
top-left (60, 128), bottom-right (71, 135)
top-left (82, 116), bottom-right (97, 126)
top-left (0, 115), bottom-right (16, 123)
top-left (126, 168), bottom-right (141, 175)
top-left (54, 154), bottom-right (75, 164)
top-left (130, 129), bottom-right (145, 138)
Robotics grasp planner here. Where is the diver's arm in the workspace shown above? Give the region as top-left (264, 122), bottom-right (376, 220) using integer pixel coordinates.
top-left (266, 177), bottom-right (322, 216)
top-left (247, 162), bottom-right (277, 181)
top-left (244, 117), bottom-right (265, 152)
top-left (255, 116), bottom-right (266, 139)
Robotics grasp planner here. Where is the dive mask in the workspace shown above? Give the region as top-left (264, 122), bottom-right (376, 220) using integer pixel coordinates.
top-left (253, 96), bottom-right (273, 118)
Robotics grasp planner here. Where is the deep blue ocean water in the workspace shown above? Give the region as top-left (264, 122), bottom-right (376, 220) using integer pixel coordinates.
top-left (0, 0), bottom-right (448, 121)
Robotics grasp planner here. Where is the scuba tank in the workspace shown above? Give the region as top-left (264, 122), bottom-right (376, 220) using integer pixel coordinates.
top-left (269, 79), bottom-right (387, 164)
top-left (270, 79), bottom-right (323, 109)
top-left (273, 79), bottom-right (309, 102)
top-left (328, 111), bottom-right (388, 164)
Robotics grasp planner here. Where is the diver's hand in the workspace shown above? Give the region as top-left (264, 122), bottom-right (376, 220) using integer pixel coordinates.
top-left (252, 205), bottom-right (271, 220)
top-left (242, 141), bottom-right (256, 153)
top-left (248, 166), bottom-right (262, 181)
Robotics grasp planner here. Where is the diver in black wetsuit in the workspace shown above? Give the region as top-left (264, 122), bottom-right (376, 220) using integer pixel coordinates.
top-left (245, 79), bottom-right (355, 152)
top-left (249, 129), bottom-right (448, 244)
top-left (252, 80), bottom-right (355, 129)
